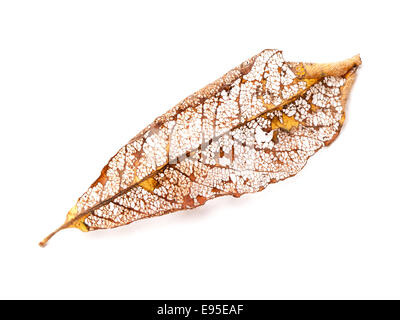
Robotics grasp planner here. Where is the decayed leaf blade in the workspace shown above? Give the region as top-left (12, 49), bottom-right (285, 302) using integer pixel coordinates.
top-left (39, 49), bottom-right (361, 246)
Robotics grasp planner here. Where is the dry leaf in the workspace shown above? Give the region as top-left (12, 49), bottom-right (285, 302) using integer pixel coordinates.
top-left (40, 49), bottom-right (361, 246)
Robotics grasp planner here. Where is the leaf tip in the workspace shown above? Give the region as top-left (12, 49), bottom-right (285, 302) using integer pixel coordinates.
top-left (352, 54), bottom-right (362, 67)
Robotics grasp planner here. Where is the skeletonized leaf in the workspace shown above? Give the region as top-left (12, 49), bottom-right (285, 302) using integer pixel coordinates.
top-left (40, 49), bottom-right (361, 246)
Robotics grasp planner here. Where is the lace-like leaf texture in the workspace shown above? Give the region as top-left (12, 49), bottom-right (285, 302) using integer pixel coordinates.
top-left (40, 49), bottom-right (361, 246)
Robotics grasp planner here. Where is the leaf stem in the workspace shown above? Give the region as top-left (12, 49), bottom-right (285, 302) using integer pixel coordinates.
top-left (38, 222), bottom-right (71, 247)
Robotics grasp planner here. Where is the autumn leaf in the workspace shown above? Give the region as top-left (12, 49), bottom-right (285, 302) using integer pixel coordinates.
top-left (39, 49), bottom-right (361, 246)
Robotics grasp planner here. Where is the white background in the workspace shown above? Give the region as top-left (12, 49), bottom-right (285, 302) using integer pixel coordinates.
top-left (1, 0), bottom-right (399, 299)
